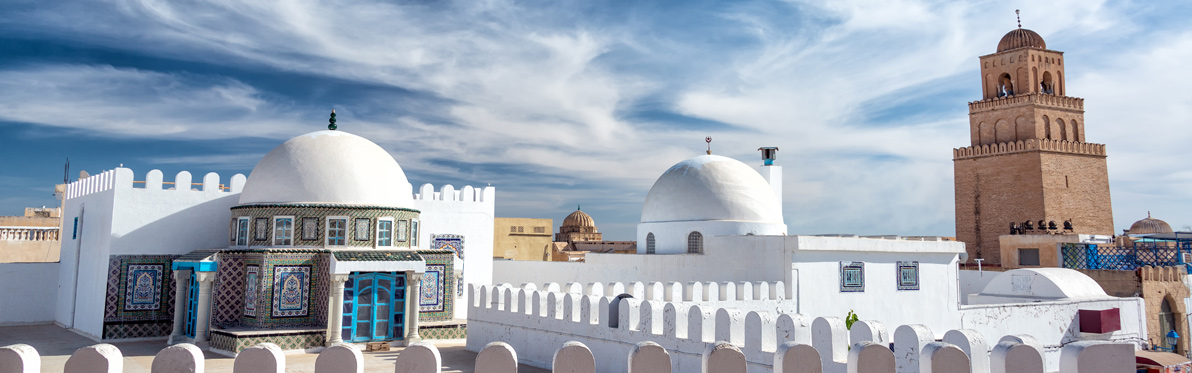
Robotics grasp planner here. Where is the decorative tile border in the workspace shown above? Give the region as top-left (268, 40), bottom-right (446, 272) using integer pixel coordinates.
top-left (244, 265), bottom-right (260, 316)
top-left (839, 261), bottom-right (864, 293)
top-left (103, 255), bottom-right (178, 340)
top-left (896, 261), bottom-right (919, 291)
top-left (229, 205), bottom-right (419, 248)
top-left (432, 234), bottom-right (465, 259)
top-left (419, 324), bottom-right (466, 340)
top-left (124, 264), bottom-right (164, 311)
top-left (210, 329), bottom-right (326, 353)
top-left (417, 251), bottom-right (454, 322)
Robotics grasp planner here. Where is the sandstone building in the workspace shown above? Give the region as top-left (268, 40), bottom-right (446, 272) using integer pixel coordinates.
top-left (954, 26), bottom-right (1114, 265)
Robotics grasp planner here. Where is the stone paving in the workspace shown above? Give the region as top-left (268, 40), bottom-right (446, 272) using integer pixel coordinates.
top-left (0, 325), bottom-right (548, 372)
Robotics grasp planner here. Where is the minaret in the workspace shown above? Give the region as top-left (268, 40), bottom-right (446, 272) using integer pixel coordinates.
top-left (953, 16), bottom-right (1113, 265)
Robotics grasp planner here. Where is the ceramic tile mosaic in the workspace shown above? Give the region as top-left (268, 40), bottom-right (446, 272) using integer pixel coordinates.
top-left (244, 265), bottom-right (259, 316)
top-left (212, 253), bottom-right (247, 326)
top-left (210, 330), bottom-right (326, 353)
top-left (896, 261), bottom-right (920, 291)
top-left (419, 325), bottom-right (467, 340)
top-left (103, 255), bottom-right (179, 339)
top-left (354, 218), bottom-right (371, 241)
top-left (417, 251), bottom-right (454, 322)
top-left (229, 204), bottom-right (419, 248)
top-left (124, 264), bottom-right (164, 310)
top-left (839, 261), bottom-right (864, 293)
top-left (272, 265), bottom-right (311, 317)
top-left (432, 234), bottom-right (464, 259)
top-left (302, 217), bottom-right (319, 240)
top-left (254, 218), bottom-right (269, 241)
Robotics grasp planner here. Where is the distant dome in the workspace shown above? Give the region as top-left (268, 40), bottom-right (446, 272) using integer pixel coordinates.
top-left (563, 209), bottom-right (596, 228)
top-left (997, 28), bottom-right (1046, 52)
top-left (641, 155), bottom-right (782, 224)
top-left (1129, 213), bottom-right (1173, 235)
top-left (972, 268), bottom-right (1109, 304)
top-left (239, 130), bottom-right (414, 207)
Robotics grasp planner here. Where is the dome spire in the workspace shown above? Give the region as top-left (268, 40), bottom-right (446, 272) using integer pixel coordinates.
top-left (705, 136), bottom-right (712, 155)
top-left (328, 109), bottom-right (337, 131)
top-left (1016, 9), bottom-right (1021, 28)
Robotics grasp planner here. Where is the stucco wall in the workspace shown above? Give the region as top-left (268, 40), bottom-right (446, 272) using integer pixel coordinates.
top-left (412, 184), bottom-right (496, 321)
top-left (0, 263), bottom-right (60, 325)
top-left (493, 217), bottom-right (552, 261)
top-left (0, 239), bottom-right (60, 263)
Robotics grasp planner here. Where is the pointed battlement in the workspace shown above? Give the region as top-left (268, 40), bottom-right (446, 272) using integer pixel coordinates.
top-left (413, 183), bottom-right (495, 204)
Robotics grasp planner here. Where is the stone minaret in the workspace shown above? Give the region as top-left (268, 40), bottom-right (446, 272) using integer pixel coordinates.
top-left (953, 24), bottom-right (1113, 265)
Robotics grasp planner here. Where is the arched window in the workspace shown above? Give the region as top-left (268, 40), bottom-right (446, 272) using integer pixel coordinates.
top-left (1042, 116), bottom-right (1051, 139)
top-left (998, 73), bottom-right (1014, 96)
top-left (687, 231), bottom-right (703, 254)
top-left (646, 233), bottom-right (655, 254)
top-left (1160, 298), bottom-right (1177, 351)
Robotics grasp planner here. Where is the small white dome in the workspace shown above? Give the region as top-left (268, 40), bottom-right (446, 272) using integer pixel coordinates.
top-left (641, 154), bottom-right (782, 224)
top-left (977, 268), bottom-right (1108, 301)
top-left (239, 131), bottom-right (414, 207)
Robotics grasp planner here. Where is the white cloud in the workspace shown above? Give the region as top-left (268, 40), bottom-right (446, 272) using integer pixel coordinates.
top-left (3, 0), bottom-right (1191, 236)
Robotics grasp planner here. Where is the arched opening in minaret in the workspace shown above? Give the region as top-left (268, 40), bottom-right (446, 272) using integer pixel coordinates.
top-left (1042, 116), bottom-right (1052, 139)
top-left (998, 73), bottom-right (1015, 97)
top-left (1058, 118), bottom-right (1068, 141)
top-left (1041, 72), bottom-right (1055, 94)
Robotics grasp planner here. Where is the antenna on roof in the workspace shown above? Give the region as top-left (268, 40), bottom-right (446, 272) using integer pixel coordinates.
top-left (1016, 9), bottom-right (1022, 28)
top-left (63, 158), bottom-right (70, 184)
top-left (705, 136), bottom-right (712, 155)
top-left (328, 109), bottom-right (338, 131)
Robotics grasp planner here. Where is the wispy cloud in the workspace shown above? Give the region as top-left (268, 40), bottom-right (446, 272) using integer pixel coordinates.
top-left (1, 0), bottom-right (1190, 236)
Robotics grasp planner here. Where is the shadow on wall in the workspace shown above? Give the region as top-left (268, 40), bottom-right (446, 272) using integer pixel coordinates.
top-left (117, 194), bottom-right (241, 254)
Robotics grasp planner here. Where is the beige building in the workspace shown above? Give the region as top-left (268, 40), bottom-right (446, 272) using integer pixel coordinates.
top-left (954, 27), bottom-right (1114, 266)
top-left (0, 206), bottom-right (62, 263)
top-left (549, 208), bottom-right (634, 262)
top-left (492, 217), bottom-right (553, 261)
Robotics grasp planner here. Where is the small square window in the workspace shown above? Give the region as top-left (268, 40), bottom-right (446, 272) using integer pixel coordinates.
top-left (274, 217), bottom-right (294, 246)
top-left (534, 226), bottom-right (545, 233)
top-left (327, 218), bottom-right (347, 246)
top-left (377, 219), bottom-right (393, 247)
top-left (840, 262), bottom-right (864, 292)
top-left (301, 217), bottom-right (318, 241)
top-left (1019, 248), bottom-right (1040, 266)
top-left (517, 226), bottom-right (524, 233)
top-left (354, 218), bottom-right (371, 241)
top-left (510, 226), bottom-right (517, 233)
top-left (254, 218), bottom-right (268, 241)
top-left (897, 261), bottom-right (919, 291)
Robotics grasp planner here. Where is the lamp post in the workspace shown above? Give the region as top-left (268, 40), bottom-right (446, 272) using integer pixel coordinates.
top-left (1166, 330), bottom-right (1179, 353)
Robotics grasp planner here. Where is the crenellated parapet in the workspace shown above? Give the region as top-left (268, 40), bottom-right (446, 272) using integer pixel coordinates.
top-left (64, 168), bottom-right (247, 200)
top-left (413, 183), bottom-right (495, 203)
top-left (953, 138), bottom-right (1106, 160)
top-left (968, 93), bottom-right (1084, 113)
top-left (466, 283), bottom-right (1135, 372)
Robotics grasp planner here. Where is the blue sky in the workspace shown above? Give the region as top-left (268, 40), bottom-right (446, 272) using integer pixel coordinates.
top-left (2, 0), bottom-right (1191, 240)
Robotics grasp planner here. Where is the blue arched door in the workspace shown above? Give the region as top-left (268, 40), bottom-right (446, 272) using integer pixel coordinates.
top-left (343, 273), bottom-right (406, 342)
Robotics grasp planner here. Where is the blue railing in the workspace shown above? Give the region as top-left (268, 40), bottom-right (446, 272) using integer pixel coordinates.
top-left (1061, 242), bottom-right (1192, 271)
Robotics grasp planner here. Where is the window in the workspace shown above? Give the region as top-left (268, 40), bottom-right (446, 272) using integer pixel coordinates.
top-left (510, 226), bottom-right (517, 233)
top-left (397, 220), bottom-right (409, 242)
top-left (533, 226), bottom-right (546, 234)
top-left (840, 262), bottom-right (865, 292)
top-left (517, 226), bottom-right (524, 233)
top-left (1018, 248), bottom-right (1040, 266)
top-left (354, 218), bottom-right (371, 241)
top-left (646, 233), bottom-right (655, 254)
top-left (687, 231), bottom-right (703, 254)
top-left (327, 218), bottom-right (347, 246)
top-left (273, 216), bottom-right (293, 246)
top-left (229, 218), bottom-right (237, 243)
top-left (411, 220), bottom-right (419, 247)
top-left (377, 219), bottom-right (394, 247)
top-left (72, 217), bottom-right (79, 240)
top-left (236, 217), bottom-right (250, 246)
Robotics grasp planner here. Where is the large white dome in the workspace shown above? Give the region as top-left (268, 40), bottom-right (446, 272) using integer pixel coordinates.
top-left (239, 130), bottom-right (414, 207)
top-left (641, 154), bottom-right (783, 224)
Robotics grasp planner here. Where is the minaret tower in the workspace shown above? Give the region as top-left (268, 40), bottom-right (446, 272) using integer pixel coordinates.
top-left (953, 14), bottom-right (1113, 265)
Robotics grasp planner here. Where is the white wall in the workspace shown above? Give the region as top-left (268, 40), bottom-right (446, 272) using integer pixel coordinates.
top-left (959, 269), bottom-right (997, 303)
top-left (54, 168), bottom-right (244, 339)
top-left (412, 184), bottom-right (495, 320)
top-left (636, 221), bottom-right (786, 254)
top-left (495, 235), bottom-right (791, 288)
top-left (789, 237), bottom-right (963, 332)
top-left (0, 263), bottom-right (60, 325)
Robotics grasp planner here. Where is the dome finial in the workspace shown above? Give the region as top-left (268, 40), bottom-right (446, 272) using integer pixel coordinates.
top-left (1016, 9), bottom-right (1021, 28)
top-left (328, 109), bottom-right (337, 131)
top-left (1148, 211), bottom-right (1152, 218)
top-left (577, 204), bottom-right (581, 211)
top-left (705, 136), bottom-right (712, 155)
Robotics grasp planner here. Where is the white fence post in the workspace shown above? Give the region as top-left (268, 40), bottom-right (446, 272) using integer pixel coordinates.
top-left (152, 343), bottom-right (204, 373)
top-left (553, 341), bottom-right (595, 373)
top-left (395, 342), bottom-right (441, 373)
top-left (628, 341), bottom-right (671, 373)
top-left (315, 343), bottom-right (363, 373)
top-left (476, 342), bottom-right (518, 373)
top-left (65, 344), bottom-right (122, 373)
top-left (234, 343), bottom-right (284, 373)
top-left (0, 344), bottom-right (40, 373)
